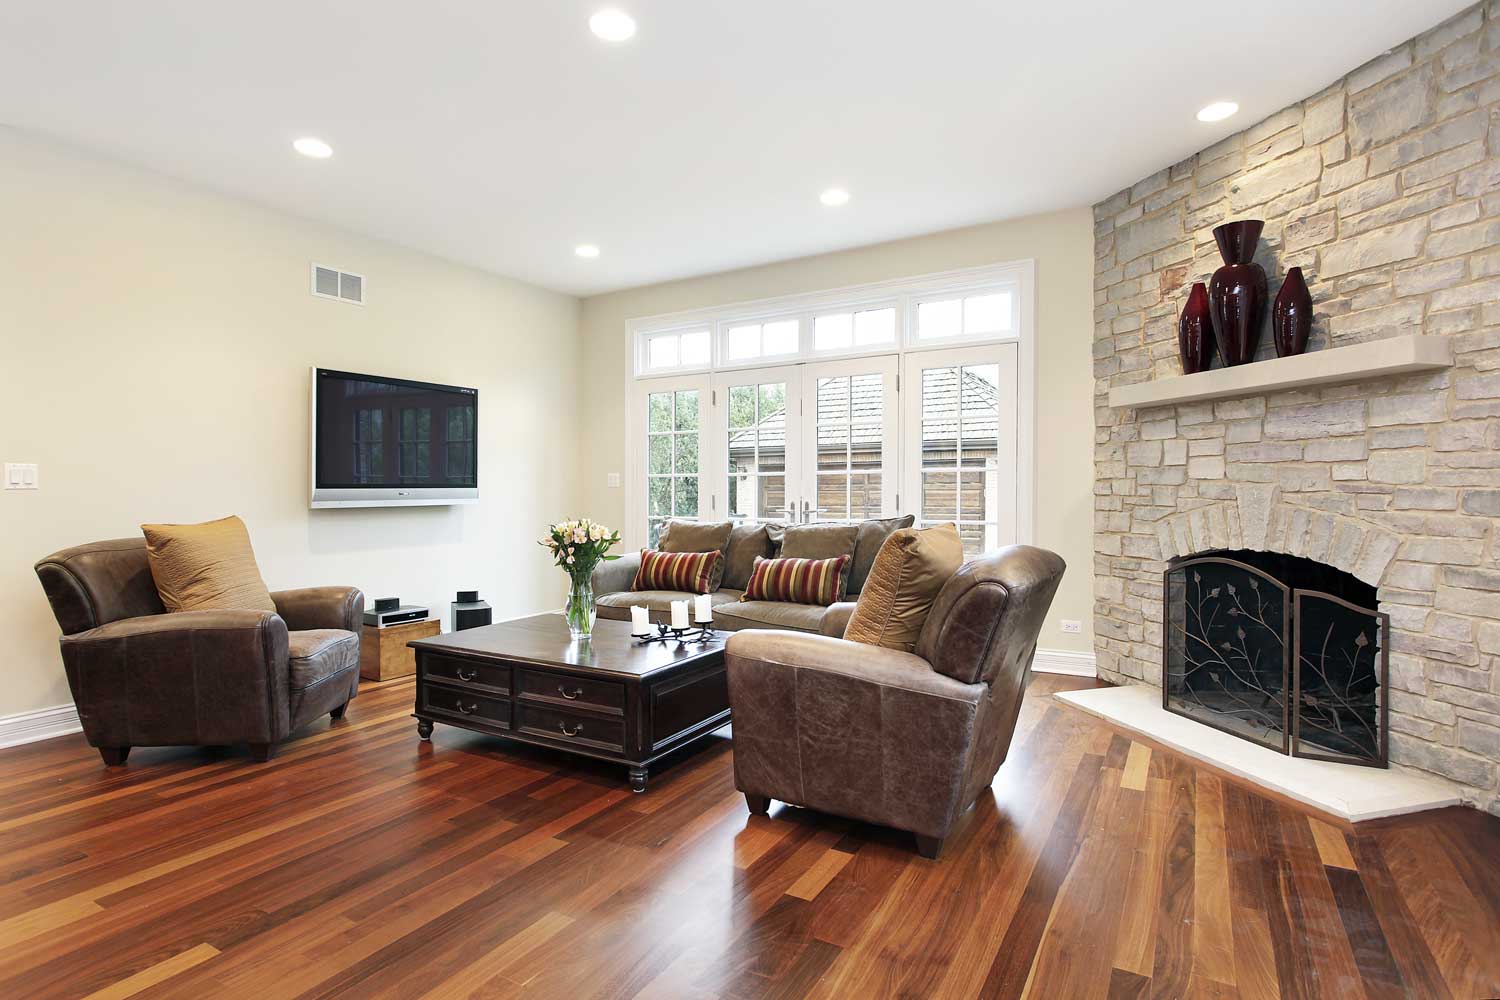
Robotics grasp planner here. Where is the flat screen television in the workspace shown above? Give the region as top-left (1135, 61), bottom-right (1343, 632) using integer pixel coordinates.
top-left (310, 367), bottom-right (478, 508)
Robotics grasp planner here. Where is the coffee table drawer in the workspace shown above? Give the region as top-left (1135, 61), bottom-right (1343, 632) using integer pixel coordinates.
top-left (422, 653), bottom-right (511, 695)
top-left (421, 682), bottom-right (511, 729)
top-left (517, 703), bottom-right (625, 752)
top-left (517, 669), bottom-right (624, 716)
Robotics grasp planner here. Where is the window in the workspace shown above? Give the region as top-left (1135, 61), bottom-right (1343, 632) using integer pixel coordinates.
top-left (724, 318), bottom-right (799, 363)
top-left (643, 328), bottom-right (710, 373)
top-left (814, 373), bottom-right (885, 519)
top-left (812, 306), bottom-right (896, 352)
top-left (398, 407), bottom-right (431, 480)
top-left (352, 408), bottom-right (383, 483)
top-left (445, 405), bottom-right (474, 481)
top-left (916, 291), bottom-right (1014, 341)
top-left (726, 380), bottom-right (788, 521)
top-left (918, 362), bottom-right (1003, 555)
top-left (647, 388), bottom-right (702, 545)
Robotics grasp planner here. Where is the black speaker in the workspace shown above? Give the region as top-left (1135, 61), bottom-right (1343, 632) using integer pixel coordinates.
top-left (452, 591), bottom-right (492, 631)
top-left (373, 597), bottom-right (400, 613)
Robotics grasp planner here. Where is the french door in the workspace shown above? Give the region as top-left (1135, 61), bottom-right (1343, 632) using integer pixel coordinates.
top-left (901, 343), bottom-right (1019, 556)
top-left (711, 355), bottom-right (899, 527)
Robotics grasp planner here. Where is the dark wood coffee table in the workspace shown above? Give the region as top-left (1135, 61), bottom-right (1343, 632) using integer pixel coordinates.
top-left (408, 614), bottom-right (729, 791)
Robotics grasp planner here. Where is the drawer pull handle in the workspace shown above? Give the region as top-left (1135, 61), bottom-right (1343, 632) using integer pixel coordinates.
top-left (457, 702), bottom-right (479, 716)
top-left (457, 668), bottom-right (477, 682)
top-left (558, 721), bottom-right (583, 737)
top-left (558, 685), bottom-right (582, 700)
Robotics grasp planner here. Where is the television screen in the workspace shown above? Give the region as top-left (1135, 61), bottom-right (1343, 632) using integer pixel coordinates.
top-left (311, 368), bottom-right (478, 507)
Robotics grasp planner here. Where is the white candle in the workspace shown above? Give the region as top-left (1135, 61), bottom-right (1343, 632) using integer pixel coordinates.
top-left (670, 600), bottom-right (689, 630)
top-left (694, 593), bottom-right (713, 623)
top-left (630, 605), bottom-right (650, 636)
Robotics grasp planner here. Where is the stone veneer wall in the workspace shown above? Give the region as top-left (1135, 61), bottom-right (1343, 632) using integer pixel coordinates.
top-left (1092, 2), bottom-right (1500, 813)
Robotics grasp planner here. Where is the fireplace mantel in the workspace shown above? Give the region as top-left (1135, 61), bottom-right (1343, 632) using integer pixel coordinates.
top-left (1107, 334), bottom-right (1452, 410)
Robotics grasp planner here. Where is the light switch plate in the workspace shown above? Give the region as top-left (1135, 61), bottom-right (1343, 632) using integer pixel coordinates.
top-left (606, 472), bottom-right (621, 488)
top-left (4, 463), bottom-right (38, 490)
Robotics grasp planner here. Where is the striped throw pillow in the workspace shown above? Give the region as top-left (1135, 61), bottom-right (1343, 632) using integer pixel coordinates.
top-left (743, 555), bottom-right (850, 606)
top-left (631, 548), bottom-right (722, 595)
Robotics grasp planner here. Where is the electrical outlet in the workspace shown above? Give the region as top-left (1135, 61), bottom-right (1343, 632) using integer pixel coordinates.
top-left (4, 463), bottom-right (38, 490)
top-left (1060, 619), bottom-right (1082, 635)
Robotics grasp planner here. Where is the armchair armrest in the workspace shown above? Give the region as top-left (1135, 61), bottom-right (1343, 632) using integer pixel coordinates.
top-left (58, 610), bottom-right (291, 747)
top-left (819, 602), bottom-right (858, 638)
top-left (271, 587), bottom-right (364, 633)
top-left (591, 552), bottom-right (642, 597)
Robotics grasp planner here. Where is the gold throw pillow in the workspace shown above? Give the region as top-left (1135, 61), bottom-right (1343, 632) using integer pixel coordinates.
top-left (141, 515), bottom-right (276, 613)
top-left (843, 523), bottom-right (963, 652)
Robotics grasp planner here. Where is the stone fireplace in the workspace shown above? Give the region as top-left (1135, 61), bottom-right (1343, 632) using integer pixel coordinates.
top-left (1163, 548), bottom-right (1387, 766)
top-left (1091, 3), bottom-right (1500, 815)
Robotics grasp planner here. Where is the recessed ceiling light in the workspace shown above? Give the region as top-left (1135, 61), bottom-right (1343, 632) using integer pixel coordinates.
top-left (575, 244), bottom-right (601, 258)
top-left (292, 137), bottom-right (333, 159)
top-left (820, 187), bottom-right (850, 207)
top-left (589, 9), bottom-right (636, 42)
top-left (1196, 101), bottom-right (1239, 123)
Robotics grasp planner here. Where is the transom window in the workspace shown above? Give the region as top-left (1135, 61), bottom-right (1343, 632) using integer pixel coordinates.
top-left (632, 261), bottom-right (1028, 376)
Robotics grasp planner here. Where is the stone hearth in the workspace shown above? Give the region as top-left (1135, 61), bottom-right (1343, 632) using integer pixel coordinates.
top-left (1092, 3), bottom-right (1500, 814)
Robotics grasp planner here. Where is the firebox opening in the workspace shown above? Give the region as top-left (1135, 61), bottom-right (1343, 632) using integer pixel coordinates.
top-left (1163, 548), bottom-right (1387, 767)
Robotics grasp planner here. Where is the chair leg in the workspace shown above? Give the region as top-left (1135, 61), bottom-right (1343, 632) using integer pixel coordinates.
top-left (248, 742), bottom-right (277, 763)
top-left (330, 702), bottom-right (348, 721)
top-left (745, 794), bottom-right (771, 816)
top-left (914, 834), bottom-right (944, 860)
top-left (98, 746), bottom-right (130, 767)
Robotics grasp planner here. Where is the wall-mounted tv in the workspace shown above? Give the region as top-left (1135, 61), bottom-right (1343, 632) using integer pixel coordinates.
top-left (310, 367), bottom-right (478, 508)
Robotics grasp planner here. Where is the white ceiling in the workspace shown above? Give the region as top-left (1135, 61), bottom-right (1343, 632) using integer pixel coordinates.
top-left (0, 1), bottom-right (1468, 297)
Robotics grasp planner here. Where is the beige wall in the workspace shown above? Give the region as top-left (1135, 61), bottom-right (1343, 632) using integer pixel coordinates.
top-left (2, 128), bottom-right (583, 720)
top-left (578, 208), bottom-right (1098, 655)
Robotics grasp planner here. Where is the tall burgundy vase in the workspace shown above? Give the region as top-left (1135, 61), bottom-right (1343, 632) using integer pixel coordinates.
top-left (1178, 282), bottom-right (1215, 374)
top-left (1272, 266), bottom-right (1312, 357)
top-left (1208, 220), bottom-right (1267, 366)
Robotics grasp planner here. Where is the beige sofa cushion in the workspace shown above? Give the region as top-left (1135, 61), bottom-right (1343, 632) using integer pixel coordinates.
top-left (848, 515), bottom-right (915, 595)
top-left (844, 523), bottom-right (963, 652)
top-left (722, 523), bottom-right (779, 591)
top-left (140, 515), bottom-right (276, 614)
top-left (659, 519), bottom-right (733, 590)
top-left (714, 600), bottom-right (828, 634)
top-left (597, 589), bottom-right (743, 623)
top-left (774, 523), bottom-right (858, 561)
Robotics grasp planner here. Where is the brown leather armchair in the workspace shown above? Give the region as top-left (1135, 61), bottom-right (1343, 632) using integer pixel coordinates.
top-left (725, 544), bottom-right (1065, 858)
top-left (35, 538), bottom-right (364, 765)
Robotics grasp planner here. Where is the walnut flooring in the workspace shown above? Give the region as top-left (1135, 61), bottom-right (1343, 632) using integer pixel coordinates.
top-left (1, 673), bottom-right (1497, 999)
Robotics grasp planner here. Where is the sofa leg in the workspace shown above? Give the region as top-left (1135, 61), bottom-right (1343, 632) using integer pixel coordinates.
top-left (98, 746), bottom-right (130, 767)
top-left (745, 794), bottom-right (771, 816)
top-left (914, 834), bottom-right (944, 859)
top-left (330, 702), bottom-right (348, 721)
top-left (248, 742), bottom-right (277, 763)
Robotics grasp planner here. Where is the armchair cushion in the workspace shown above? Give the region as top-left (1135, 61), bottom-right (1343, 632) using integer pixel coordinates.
top-left (844, 523), bottom-right (962, 652)
top-left (140, 515), bottom-right (275, 613)
top-left (726, 631), bottom-right (984, 840)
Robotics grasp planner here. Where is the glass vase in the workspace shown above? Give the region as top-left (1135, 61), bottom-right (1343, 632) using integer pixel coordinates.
top-left (565, 574), bottom-right (596, 640)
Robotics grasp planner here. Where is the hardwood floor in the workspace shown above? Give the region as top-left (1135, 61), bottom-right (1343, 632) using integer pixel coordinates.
top-left (1, 674), bottom-right (1497, 999)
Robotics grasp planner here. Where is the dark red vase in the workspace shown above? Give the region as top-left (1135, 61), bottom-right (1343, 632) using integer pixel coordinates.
top-left (1208, 220), bottom-right (1267, 366)
top-left (1272, 266), bottom-right (1312, 358)
top-left (1178, 282), bottom-right (1215, 374)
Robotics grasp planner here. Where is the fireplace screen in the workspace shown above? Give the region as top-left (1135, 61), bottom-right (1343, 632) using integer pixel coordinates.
top-left (1164, 551), bottom-right (1388, 767)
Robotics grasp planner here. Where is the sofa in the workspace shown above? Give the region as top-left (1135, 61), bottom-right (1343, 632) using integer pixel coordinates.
top-left (725, 544), bottom-right (1066, 858)
top-left (590, 516), bottom-right (913, 635)
top-left (34, 537), bottom-right (364, 764)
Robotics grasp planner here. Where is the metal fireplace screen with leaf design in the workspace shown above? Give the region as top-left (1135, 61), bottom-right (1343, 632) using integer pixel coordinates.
top-left (1163, 551), bottom-right (1388, 767)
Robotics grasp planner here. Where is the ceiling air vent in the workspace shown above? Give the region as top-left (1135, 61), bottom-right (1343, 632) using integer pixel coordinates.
top-left (311, 263), bottom-right (365, 305)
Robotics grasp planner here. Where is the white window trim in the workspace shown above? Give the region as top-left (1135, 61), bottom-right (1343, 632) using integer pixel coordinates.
top-left (621, 260), bottom-right (1036, 552)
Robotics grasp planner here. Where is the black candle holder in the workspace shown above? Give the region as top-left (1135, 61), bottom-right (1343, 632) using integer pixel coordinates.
top-left (633, 621), bottom-right (717, 646)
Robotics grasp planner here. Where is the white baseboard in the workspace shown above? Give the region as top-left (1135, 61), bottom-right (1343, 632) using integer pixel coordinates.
top-left (1033, 647), bottom-right (1097, 678)
top-left (0, 704), bottom-right (82, 750)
